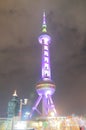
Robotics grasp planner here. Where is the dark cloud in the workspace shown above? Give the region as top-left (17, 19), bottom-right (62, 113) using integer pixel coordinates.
top-left (0, 0), bottom-right (86, 117)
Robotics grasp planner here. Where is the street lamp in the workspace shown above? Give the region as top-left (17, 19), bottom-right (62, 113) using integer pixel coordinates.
top-left (19, 98), bottom-right (28, 119)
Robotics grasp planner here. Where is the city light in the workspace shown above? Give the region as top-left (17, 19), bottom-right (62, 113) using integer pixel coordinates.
top-left (14, 121), bottom-right (27, 129)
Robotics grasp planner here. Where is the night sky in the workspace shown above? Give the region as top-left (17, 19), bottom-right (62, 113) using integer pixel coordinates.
top-left (0, 0), bottom-right (86, 117)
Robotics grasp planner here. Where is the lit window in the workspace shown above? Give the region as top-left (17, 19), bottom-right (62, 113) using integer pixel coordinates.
top-left (44, 70), bottom-right (50, 77)
top-left (44, 63), bottom-right (49, 69)
top-left (44, 45), bottom-right (48, 50)
top-left (44, 57), bottom-right (48, 62)
top-left (44, 51), bottom-right (48, 56)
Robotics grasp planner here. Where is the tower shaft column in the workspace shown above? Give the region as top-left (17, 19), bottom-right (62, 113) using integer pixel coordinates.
top-left (42, 42), bottom-right (51, 80)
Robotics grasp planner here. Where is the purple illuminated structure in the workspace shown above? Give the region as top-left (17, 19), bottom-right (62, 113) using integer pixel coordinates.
top-left (31, 12), bottom-right (56, 117)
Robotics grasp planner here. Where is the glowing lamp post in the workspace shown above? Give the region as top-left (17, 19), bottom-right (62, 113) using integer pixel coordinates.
top-left (19, 98), bottom-right (28, 119)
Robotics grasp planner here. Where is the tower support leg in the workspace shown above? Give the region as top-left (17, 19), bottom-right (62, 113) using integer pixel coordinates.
top-left (30, 95), bottom-right (42, 117)
top-left (47, 94), bottom-right (57, 115)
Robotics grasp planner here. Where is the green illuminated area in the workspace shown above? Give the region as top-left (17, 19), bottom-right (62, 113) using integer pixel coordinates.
top-left (42, 25), bottom-right (47, 33)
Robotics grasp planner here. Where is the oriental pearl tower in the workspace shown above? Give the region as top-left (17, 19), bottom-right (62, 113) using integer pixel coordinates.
top-left (30, 12), bottom-right (57, 117)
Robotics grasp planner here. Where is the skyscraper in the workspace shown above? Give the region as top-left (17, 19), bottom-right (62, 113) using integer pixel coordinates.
top-left (31, 12), bottom-right (56, 117)
top-left (7, 90), bottom-right (20, 118)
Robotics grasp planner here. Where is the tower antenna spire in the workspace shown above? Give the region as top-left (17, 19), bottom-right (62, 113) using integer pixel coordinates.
top-left (42, 11), bottom-right (47, 33)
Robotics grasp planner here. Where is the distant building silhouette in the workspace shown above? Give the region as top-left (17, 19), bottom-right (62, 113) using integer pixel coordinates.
top-left (7, 90), bottom-right (20, 118)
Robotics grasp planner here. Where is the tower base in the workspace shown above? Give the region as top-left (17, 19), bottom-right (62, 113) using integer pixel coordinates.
top-left (30, 94), bottom-right (57, 118)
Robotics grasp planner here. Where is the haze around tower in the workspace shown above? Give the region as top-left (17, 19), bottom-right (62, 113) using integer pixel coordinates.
top-left (0, 0), bottom-right (86, 117)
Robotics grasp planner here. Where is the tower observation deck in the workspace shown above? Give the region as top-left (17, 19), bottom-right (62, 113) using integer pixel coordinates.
top-left (30, 12), bottom-right (57, 117)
